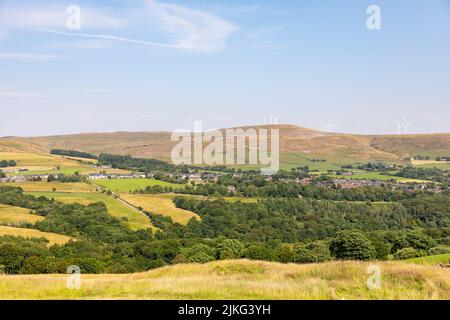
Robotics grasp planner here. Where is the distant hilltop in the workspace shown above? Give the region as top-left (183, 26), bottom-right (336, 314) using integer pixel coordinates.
top-left (0, 124), bottom-right (449, 166)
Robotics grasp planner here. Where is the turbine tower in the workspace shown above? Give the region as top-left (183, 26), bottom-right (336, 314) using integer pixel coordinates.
top-left (327, 118), bottom-right (336, 132)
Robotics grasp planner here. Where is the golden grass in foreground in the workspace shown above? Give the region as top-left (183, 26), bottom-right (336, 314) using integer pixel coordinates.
top-left (0, 260), bottom-right (448, 300)
top-left (121, 194), bottom-right (199, 225)
top-left (0, 205), bottom-right (44, 226)
top-left (0, 226), bottom-right (73, 246)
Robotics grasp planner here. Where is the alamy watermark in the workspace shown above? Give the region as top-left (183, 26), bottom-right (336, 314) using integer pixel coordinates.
top-left (366, 264), bottom-right (382, 290)
top-left (171, 122), bottom-right (280, 175)
top-left (66, 5), bottom-right (82, 30)
top-left (66, 265), bottom-right (81, 290)
top-left (367, 5), bottom-right (381, 30)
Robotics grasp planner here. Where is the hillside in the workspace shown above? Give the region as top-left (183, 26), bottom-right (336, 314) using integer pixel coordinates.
top-left (1, 125), bottom-right (449, 166)
top-left (0, 259), bottom-right (448, 300)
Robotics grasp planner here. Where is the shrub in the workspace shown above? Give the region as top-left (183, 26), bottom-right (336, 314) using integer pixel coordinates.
top-left (394, 247), bottom-right (420, 260)
top-left (329, 230), bottom-right (376, 260)
top-left (216, 239), bottom-right (244, 260)
top-left (292, 245), bottom-right (320, 263)
top-left (185, 244), bottom-right (215, 263)
top-left (244, 244), bottom-right (275, 261)
top-left (428, 246), bottom-right (450, 256)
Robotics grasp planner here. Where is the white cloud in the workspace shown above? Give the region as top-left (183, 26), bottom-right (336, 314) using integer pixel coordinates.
top-left (0, 1), bottom-right (238, 53)
top-left (0, 52), bottom-right (60, 60)
top-left (145, 0), bottom-right (239, 52)
top-left (0, 4), bottom-right (126, 30)
top-left (0, 90), bottom-right (47, 99)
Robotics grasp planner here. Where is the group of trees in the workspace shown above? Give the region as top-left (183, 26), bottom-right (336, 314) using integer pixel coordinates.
top-left (395, 166), bottom-right (449, 184)
top-left (0, 160), bottom-right (16, 167)
top-left (98, 154), bottom-right (176, 172)
top-left (47, 172), bottom-right (84, 183)
top-left (50, 149), bottom-right (97, 160)
top-left (1, 150), bottom-right (449, 275)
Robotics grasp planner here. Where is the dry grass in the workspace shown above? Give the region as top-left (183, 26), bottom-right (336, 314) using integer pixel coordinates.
top-left (26, 192), bottom-right (156, 231)
top-left (0, 226), bottom-right (73, 246)
top-left (0, 260), bottom-right (448, 300)
top-left (5, 182), bottom-right (97, 193)
top-left (0, 151), bottom-right (83, 168)
top-left (120, 194), bottom-right (199, 225)
top-left (0, 204), bottom-right (44, 226)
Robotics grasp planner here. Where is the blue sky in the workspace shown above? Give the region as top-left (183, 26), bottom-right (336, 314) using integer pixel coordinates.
top-left (0, 0), bottom-right (450, 136)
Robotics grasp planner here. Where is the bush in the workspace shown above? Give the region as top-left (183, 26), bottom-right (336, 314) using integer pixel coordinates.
top-left (275, 244), bottom-right (294, 263)
top-left (216, 239), bottom-right (244, 260)
top-left (244, 244), bottom-right (275, 261)
top-left (184, 244), bottom-right (215, 263)
top-left (292, 245), bottom-right (320, 263)
top-left (329, 230), bottom-right (376, 260)
top-left (428, 246), bottom-right (450, 256)
top-left (394, 247), bottom-right (421, 260)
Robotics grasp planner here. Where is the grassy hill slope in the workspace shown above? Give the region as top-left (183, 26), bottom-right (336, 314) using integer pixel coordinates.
top-left (1, 125), bottom-right (449, 165)
top-left (0, 259), bottom-right (448, 300)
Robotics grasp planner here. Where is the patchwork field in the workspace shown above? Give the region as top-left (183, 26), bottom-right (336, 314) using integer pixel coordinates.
top-left (0, 259), bottom-right (448, 300)
top-left (5, 182), bottom-right (97, 193)
top-left (412, 160), bottom-right (450, 170)
top-left (405, 254), bottom-right (450, 265)
top-left (26, 192), bottom-right (155, 231)
top-left (333, 170), bottom-right (430, 183)
top-left (0, 204), bottom-right (44, 226)
top-left (0, 226), bottom-right (73, 246)
top-left (94, 178), bottom-right (182, 193)
top-left (120, 194), bottom-right (199, 225)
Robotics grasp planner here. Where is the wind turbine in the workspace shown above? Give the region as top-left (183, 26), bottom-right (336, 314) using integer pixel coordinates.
top-left (327, 118), bottom-right (336, 132)
top-left (268, 110), bottom-right (280, 125)
top-left (397, 117), bottom-right (412, 134)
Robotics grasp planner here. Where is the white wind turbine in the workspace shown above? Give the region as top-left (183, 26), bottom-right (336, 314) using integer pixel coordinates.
top-left (267, 110), bottom-right (280, 125)
top-left (397, 117), bottom-right (412, 134)
top-left (327, 118), bottom-right (336, 132)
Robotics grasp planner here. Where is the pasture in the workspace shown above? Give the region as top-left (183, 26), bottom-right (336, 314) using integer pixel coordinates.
top-left (120, 194), bottom-right (199, 225)
top-left (94, 178), bottom-right (182, 193)
top-left (0, 260), bottom-right (448, 300)
top-left (0, 205), bottom-right (44, 226)
top-left (5, 182), bottom-right (97, 193)
top-left (0, 226), bottom-right (73, 246)
top-left (405, 254), bottom-right (450, 265)
top-left (26, 192), bottom-right (155, 231)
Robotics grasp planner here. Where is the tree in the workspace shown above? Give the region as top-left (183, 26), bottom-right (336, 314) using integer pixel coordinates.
top-left (292, 245), bottom-right (320, 263)
top-left (185, 244), bottom-right (215, 263)
top-left (0, 244), bottom-right (24, 274)
top-left (394, 247), bottom-right (420, 260)
top-left (216, 239), bottom-right (244, 260)
top-left (20, 256), bottom-right (48, 274)
top-left (244, 244), bottom-right (274, 261)
top-left (329, 230), bottom-right (376, 260)
top-left (275, 244), bottom-right (294, 263)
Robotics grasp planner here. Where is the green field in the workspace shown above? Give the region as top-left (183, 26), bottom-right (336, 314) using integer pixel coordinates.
top-left (26, 192), bottom-right (155, 231)
top-left (405, 254), bottom-right (450, 265)
top-left (0, 259), bottom-right (448, 300)
top-left (94, 178), bottom-right (183, 193)
top-left (414, 163), bottom-right (450, 170)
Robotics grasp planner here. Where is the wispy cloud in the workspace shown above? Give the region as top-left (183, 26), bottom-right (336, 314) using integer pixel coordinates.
top-left (145, 0), bottom-right (239, 52)
top-left (0, 90), bottom-right (47, 99)
top-left (0, 0), bottom-right (238, 53)
top-left (0, 4), bottom-right (126, 30)
top-left (0, 53), bottom-right (61, 60)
